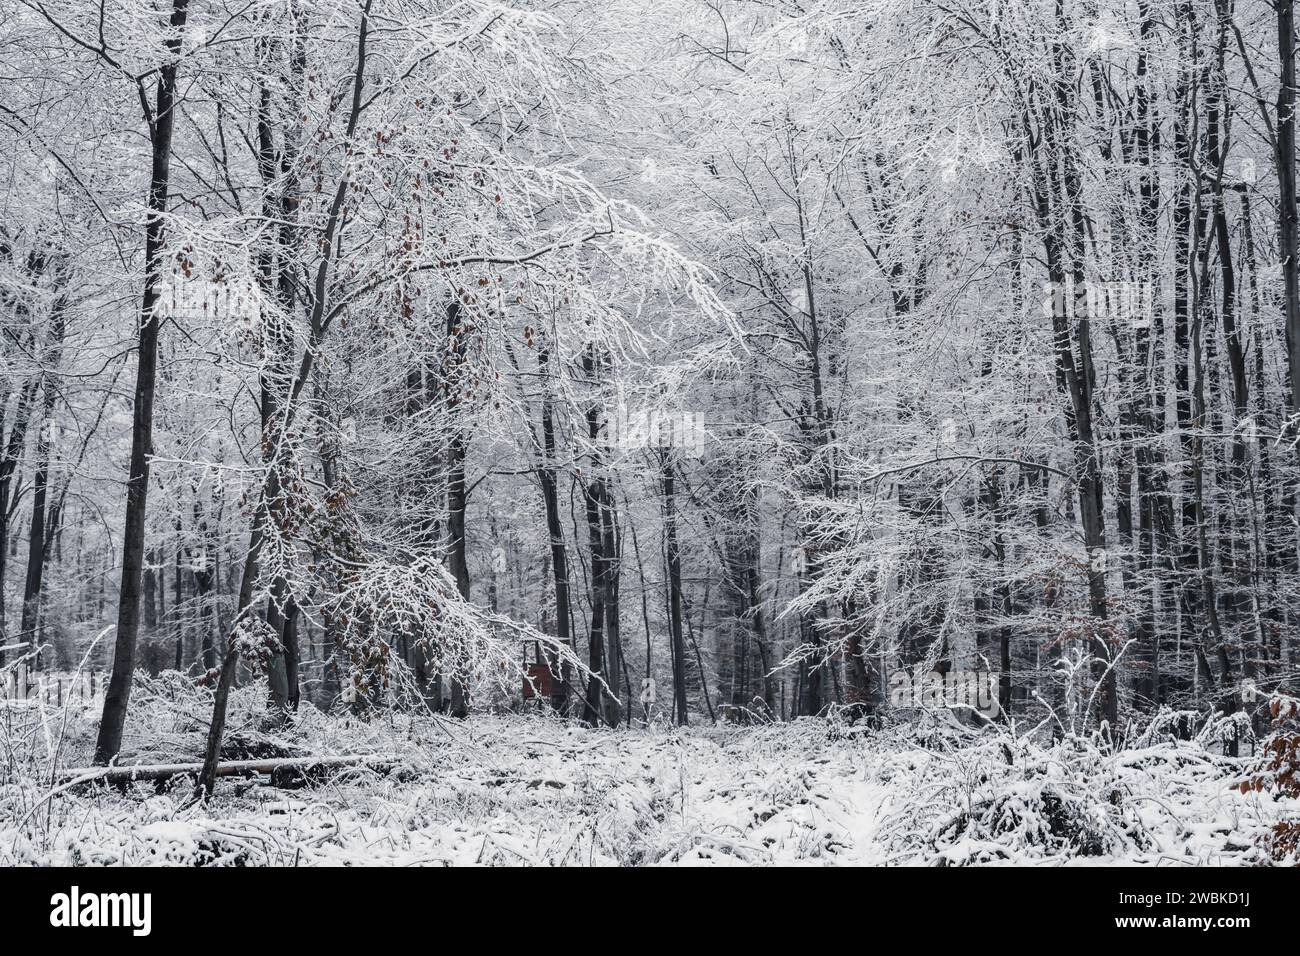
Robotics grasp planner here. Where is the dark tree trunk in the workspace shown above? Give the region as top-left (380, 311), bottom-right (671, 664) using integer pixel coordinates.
top-left (19, 286), bottom-right (64, 665)
top-left (581, 468), bottom-right (608, 726)
top-left (0, 311), bottom-right (40, 655)
top-left (600, 478), bottom-right (622, 724)
top-left (20, 428), bottom-right (50, 660)
top-left (661, 450), bottom-right (688, 725)
top-left (95, 0), bottom-right (192, 765)
top-left (579, 347), bottom-right (616, 726)
top-left (443, 301), bottom-right (470, 718)
top-left (1168, 0), bottom-right (1204, 706)
top-left (258, 36), bottom-right (305, 719)
top-left (1027, 15), bottom-right (1117, 727)
top-left (192, 513), bottom-right (218, 674)
top-left (1279, 0), bottom-right (1300, 419)
top-left (1130, 0), bottom-right (1165, 709)
top-left (200, 2), bottom-right (371, 796)
top-left (142, 550), bottom-right (158, 632)
top-left (173, 521), bottom-right (184, 672)
top-left (537, 343), bottom-right (573, 711)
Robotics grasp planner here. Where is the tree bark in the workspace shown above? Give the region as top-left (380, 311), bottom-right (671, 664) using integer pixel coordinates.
top-left (443, 301), bottom-right (470, 718)
top-left (1279, 0), bottom-right (1300, 418)
top-left (95, 0), bottom-right (192, 764)
top-left (199, 2), bottom-right (371, 796)
top-left (661, 450), bottom-right (688, 725)
top-left (19, 286), bottom-right (66, 664)
top-left (536, 342), bottom-right (573, 712)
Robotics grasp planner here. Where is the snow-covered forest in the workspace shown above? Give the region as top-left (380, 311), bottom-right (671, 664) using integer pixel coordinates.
top-left (2, 0), bottom-right (1300, 868)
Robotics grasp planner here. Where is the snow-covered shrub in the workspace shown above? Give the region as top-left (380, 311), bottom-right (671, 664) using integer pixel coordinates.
top-left (1238, 695), bottom-right (1300, 864)
top-left (874, 716), bottom-right (1274, 866)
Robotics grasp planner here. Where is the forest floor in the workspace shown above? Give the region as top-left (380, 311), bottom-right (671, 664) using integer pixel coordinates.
top-left (1, 676), bottom-right (1295, 866)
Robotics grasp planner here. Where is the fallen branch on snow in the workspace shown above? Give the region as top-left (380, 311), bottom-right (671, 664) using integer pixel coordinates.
top-left (55, 754), bottom-right (401, 786)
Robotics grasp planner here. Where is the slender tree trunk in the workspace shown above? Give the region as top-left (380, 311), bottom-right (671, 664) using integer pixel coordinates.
top-left (537, 343), bottom-right (573, 711)
top-left (19, 286), bottom-right (65, 666)
top-left (258, 21), bottom-right (307, 719)
top-left (95, 0), bottom-right (192, 764)
top-left (20, 440), bottom-right (50, 662)
top-left (443, 301), bottom-right (470, 718)
top-left (661, 450), bottom-right (688, 725)
top-left (0, 334), bottom-right (40, 655)
top-left (581, 470), bottom-right (607, 726)
top-left (579, 347), bottom-right (614, 726)
top-left (199, 2), bottom-right (371, 795)
top-left (142, 551), bottom-right (158, 632)
top-left (192, 503), bottom-right (218, 674)
top-left (599, 478), bottom-right (622, 725)
top-left (1027, 17), bottom-right (1117, 726)
top-left (1279, 0), bottom-right (1300, 419)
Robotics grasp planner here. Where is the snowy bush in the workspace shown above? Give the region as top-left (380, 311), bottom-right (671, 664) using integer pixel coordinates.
top-left (1238, 695), bottom-right (1300, 864)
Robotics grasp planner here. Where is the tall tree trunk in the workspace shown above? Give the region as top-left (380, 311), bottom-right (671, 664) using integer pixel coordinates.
top-left (661, 450), bottom-right (688, 725)
top-left (1275, 0), bottom-right (1300, 678)
top-left (443, 301), bottom-right (470, 718)
top-left (199, 2), bottom-right (371, 795)
top-left (0, 287), bottom-right (41, 655)
top-left (192, 499), bottom-right (218, 674)
top-left (1129, 0), bottom-right (1165, 709)
top-left (1279, 0), bottom-right (1300, 420)
top-left (581, 470), bottom-right (607, 726)
top-left (173, 518), bottom-right (184, 672)
top-left (537, 342), bottom-right (573, 711)
top-left (95, 0), bottom-right (192, 765)
top-left (142, 551), bottom-right (158, 632)
top-left (258, 16), bottom-right (307, 719)
top-left (579, 346), bottom-right (615, 726)
top-left (20, 288), bottom-right (66, 665)
top-left (600, 477), bottom-right (622, 725)
top-left (1027, 13), bottom-right (1117, 726)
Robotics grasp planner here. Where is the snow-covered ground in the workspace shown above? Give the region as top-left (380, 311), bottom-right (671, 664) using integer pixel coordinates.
top-left (2, 678), bottom-right (1296, 866)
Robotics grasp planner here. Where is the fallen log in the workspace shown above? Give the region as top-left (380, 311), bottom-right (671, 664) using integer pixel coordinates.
top-left (55, 754), bottom-right (400, 786)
